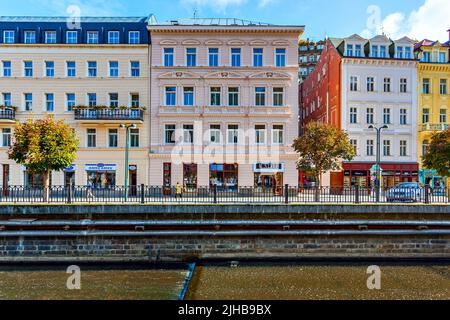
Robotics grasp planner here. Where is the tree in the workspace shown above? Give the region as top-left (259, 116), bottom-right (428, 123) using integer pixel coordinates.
top-left (293, 122), bottom-right (356, 187)
top-left (8, 116), bottom-right (79, 201)
top-left (423, 129), bottom-right (450, 178)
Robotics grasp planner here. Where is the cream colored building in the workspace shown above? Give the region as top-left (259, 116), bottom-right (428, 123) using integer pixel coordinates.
top-left (0, 17), bottom-right (150, 188)
top-left (148, 19), bottom-right (304, 192)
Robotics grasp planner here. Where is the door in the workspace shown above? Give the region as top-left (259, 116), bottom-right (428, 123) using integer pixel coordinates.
top-left (163, 163), bottom-right (172, 195)
top-left (2, 164), bottom-right (9, 196)
top-left (129, 166), bottom-right (137, 196)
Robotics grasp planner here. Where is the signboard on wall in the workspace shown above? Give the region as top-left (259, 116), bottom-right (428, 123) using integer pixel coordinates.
top-left (85, 164), bottom-right (117, 172)
top-left (253, 163), bottom-right (285, 173)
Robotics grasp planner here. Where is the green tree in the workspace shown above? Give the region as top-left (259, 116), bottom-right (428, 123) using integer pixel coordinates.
top-left (423, 129), bottom-right (450, 178)
top-left (8, 116), bottom-right (79, 201)
top-left (293, 122), bottom-right (356, 187)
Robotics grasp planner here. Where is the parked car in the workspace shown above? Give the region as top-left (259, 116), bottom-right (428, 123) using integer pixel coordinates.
top-left (385, 183), bottom-right (424, 203)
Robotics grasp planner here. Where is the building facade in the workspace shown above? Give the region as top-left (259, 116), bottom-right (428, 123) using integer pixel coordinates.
top-left (0, 17), bottom-right (151, 188)
top-left (148, 19), bottom-right (304, 192)
top-left (415, 37), bottom-right (450, 188)
top-left (299, 39), bottom-right (325, 81)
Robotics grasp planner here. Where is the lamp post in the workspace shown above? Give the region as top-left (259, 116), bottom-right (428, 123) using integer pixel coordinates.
top-left (368, 125), bottom-right (388, 202)
top-left (120, 123), bottom-right (137, 202)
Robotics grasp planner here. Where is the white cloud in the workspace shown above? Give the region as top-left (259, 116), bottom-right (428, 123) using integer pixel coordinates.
top-left (181, 0), bottom-right (247, 13)
top-left (30, 0), bottom-right (125, 16)
top-left (258, 0), bottom-right (275, 8)
top-left (361, 0), bottom-right (450, 41)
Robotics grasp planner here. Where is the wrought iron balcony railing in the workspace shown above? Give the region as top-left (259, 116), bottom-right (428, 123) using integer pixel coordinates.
top-left (0, 108), bottom-right (16, 121)
top-left (419, 123), bottom-right (450, 132)
top-left (74, 108), bottom-right (144, 121)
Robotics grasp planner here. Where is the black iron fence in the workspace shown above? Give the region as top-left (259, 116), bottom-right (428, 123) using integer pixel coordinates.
top-left (0, 108), bottom-right (16, 120)
top-left (74, 109), bottom-right (144, 121)
top-left (0, 185), bottom-right (449, 204)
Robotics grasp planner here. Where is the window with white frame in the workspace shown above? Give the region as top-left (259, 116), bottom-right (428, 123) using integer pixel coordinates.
top-left (45, 93), bottom-right (54, 112)
top-left (276, 48), bottom-right (286, 67)
top-left (108, 31), bottom-right (120, 44)
top-left (440, 79), bottom-right (447, 95)
top-left (231, 48), bottom-right (241, 67)
top-left (383, 78), bottom-right (391, 92)
top-left (422, 108), bottom-right (430, 124)
top-left (130, 61), bottom-right (140, 77)
top-left (440, 109), bottom-right (447, 124)
top-left (45, 61), bottom-right (54, 77)
top-left (88, 93), bottom-right (97, 107)
top-left (164, 48), bottom-right (174, 67)
top-left (109, 61), bottom-right (119, 77)
top-left (24, 31), bottom-right (36, 44)
top-left (350, 76), bottom-right (358, 91)
top-left (3, 61), bottom-right (11, 77)
top-left (253, 48), bottom-right (263, 67)
top-left (66, 93), bottom-right (75, 111)
top-left (88, 61), bottom-right (97, 77)
top-left (131, 94), bottom-right (140, 107)
top-left (186, 48), bottom-right (197, 67)
top-left (383, 108), bottom-right (391, 124)
top-left (108, 129), bottom-right (118, 148)
top-left (87, 31), bottom-right (99, 44)
top-left (383, 140), bottom-right (391, 156)
top-left (255, 87), bottom-right (266, 106)
top-left (350, 107), bottom-right (358, 124)
top-left (227, 125), bottom-right (239, 144)
top-left (366, 108), bottom-right (374, 124)
top-left (367, 77), bottom-right (375, 92)
top-left (87, 129), bottom-right (96, 148)
top-left (210, 87), bottom-right (221, 106)
top-left (3, 30), bottom-right (15, 43)
top-left (66, 31), bottom-right (77, 44)
top-left (228, 87), bottom-right (239, 107)
top-left (24, 93), bottom-right (33, 111)
top-left (209, 48), bottom-right (219, 67)
top-left (165, 125), bottom-right (176, 144)
top-left (109, 93), bottom-right (119, 108)
top-left (67, 61), bottom-right (76, 77)
top-left (355, 44), bottom-right (362, 57)
top-left (128, 31), bottom-right (140, 44)
top-left (255, 125), bottom-right (266, 144)
top-left (2, 93), bottom-right (11, 106)
top-left (366, 140), bottom-right (374, 156)
top-left (130, 128), bottom-right (140, 147)
top-left (273, 88), bottom-right (284, 106)
top-left (210, 125), bottom-right (221, 144)
top-left (400, 78), bottom-right (407, 93)
top-left (183, 125), bottom-right (194, 144)
top-left (400, 109), bottom-right (408, 125)
top-left (346, 44), bottom-right (353, 57)
top-left (24, 61), bottom-right (33, 77)
top-left (2, 128), bottom-right (11, 147)
top-left (165, 87), bottom-right (176, 106)
top-left (423, 78), bottom-right (431, 94)
top-left (183, 87), bottom-right (194, 106)
top-left (350, 139), bottom-right (358, 155)
top-left (400, 140), bottom-right (407, 157)
top-left (272, 125), bottom-right (284, 144)
top-left (45, 31), bottom-right (57, 44)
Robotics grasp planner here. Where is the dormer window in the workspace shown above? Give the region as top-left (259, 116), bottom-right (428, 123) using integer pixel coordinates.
top-left (355, 45), bottom-right (362, 57)
top-left (380, 45), bottom-right (387, 58)
top-left (422, 52), bottom-right (431, 62)
top-left (87, 31), bottom-right (99, 44)
top-left (346, 44), bottom-right (353, 57)
top-left (396, 46), bottom-right (404, 59)
top-left (371, 45), bottom-right (379, 58)
top-left (24, 31), bottom-right (36, 44)
top-left (45, 31), bottom-right (57, 44)
top-left (439, 52), bottom-right (447, 63)
top-left (405, 47), bottom-right (411, 59)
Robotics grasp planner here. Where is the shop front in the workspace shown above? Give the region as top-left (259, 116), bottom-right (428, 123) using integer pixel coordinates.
top-left (254, 163), bottom-right (285, 195)
top-left (419, 169), bottom-right (447, 189)
top-left (64, 164), bottom-right (76, 187)
top-left (86, 164), bottom-right (117, 189)
top-left (209, 163), bottom-right (238, 192)
top-left (343, 163), bottom-right (419, 189)
top-left (183, 163), bottom-right (198, 192)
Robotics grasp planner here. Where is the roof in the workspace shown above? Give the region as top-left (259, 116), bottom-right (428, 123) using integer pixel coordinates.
top-left (0, 16), bottom-right (150, 23)
top-left (415, 38), bottom-right (449, 50)
top-left (152, 18), bottom-right (272, 26)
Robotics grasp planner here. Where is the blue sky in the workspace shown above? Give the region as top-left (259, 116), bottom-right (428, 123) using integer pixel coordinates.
top-left (1, 0), bottom-right (449, 41)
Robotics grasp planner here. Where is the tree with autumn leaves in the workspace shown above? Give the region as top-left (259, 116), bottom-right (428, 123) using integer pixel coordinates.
top-left (293, 122), bottom-right (356, 187)
top-left (423, 129), bottom-right (450, 178)
top-left (8, 116), bottom-right (79, 201)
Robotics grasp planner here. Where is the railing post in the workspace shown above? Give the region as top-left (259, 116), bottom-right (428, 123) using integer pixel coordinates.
top-left (424, 185), bottom-right (430, 204)
top-left (213, 185), bottom-right (217, 204)
top-left (354, 185), bottom-right (360, 204)
top-left (375, 180), bottom-right (380, 203)
top-left (67, 183), bottom-right (72, 204)
top-left (448, 187), bottom-right (450, 204)
top-left (140, 184), bottom-right (145, 204)
top-left (314, 186), bottom-right (320, 203)
top-left (284, 184), bottom-right (289, 204)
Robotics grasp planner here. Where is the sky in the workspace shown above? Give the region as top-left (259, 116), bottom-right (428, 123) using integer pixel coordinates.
top-left (0, 0), bottom-right (449, 42)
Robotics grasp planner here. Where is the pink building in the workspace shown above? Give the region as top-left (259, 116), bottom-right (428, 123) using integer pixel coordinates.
top-left (147, 19), bottom-right (304, 193)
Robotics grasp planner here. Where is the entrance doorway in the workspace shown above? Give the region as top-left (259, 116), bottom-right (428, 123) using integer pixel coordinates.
top-left (163, 163), bottom-right (172, 195)
top-left (64, 171), bottom-right (75, 188)
top-left (255, 172), bottom-right (284, 195)
top-left (2, 164), bottom-right (9, 196)
top-left (129, 165), bottom-right (137, 196)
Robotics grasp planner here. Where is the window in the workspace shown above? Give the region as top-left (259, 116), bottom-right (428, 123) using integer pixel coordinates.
top-left (440, 79), bottom-right (447, 95)
top-left (2, 128), bottom-right (11, 147)
top-left (405, 47), bottom-right (411, 59)
top-left (272, 125), bottom-right (284, 144)
top-left (45, 61), bottom-right (54, 77)
top-left (24, 93), bottom-right (33, 111)
top-left (423, 79), bottom-right (430, 94)
top-left (255, 125), bottom-right (266, 144)
top-left (183, 125), bottom-right (194, 144)
top-left (255, 87), bottom-right (266, 106)
top-left (350, 76), bottom-right (358, 91)
top-left (228, 87), bottom-right (239, 106)
top-left (183, 87), bottom-right (194, 106)
top-left (366, 108), bottom-right (374, 124)
top-left (439, 52), bottom-right (446, 63)
top-left (350, 107), bottom-right (357, 124)
top-left (355, 45), bottom-right (362, 57)
top-left (128, 31), bottom-right (140, 44)
top-left (400, 140), bottom-right (407, 157)
top-left (383, 140), bottom-right (391, 156)
top-left (273, 88), bottom-right (284, 106)
top-left (45, 31), bottom-right (57, 44)
top-left (210, 87), bottom-right (221, 106)
top-left (130, 61), bottom-right (140, 77)
top-left (253, 48), bottom-right (263, 67)
top-left (66, 31), bottom-right (77, 44)
top-left (165, 125), bottom-right (176, 144)
top-left (3, 93), bottom-right (11, 107)
top-left (440, 109), bottom-right (447, 124)
top-left (87, 31), bottom-right (99, 44)
top-left (422, 108), bottom-right (430, 124)
top-left (108, 129), bottom-right (118, 148)
top-left (87, 129), bottom-right (96, 148)
top-left (130, 129), bottom-right (140, 147)
top-left (422, 140), bottom-right (429, 156)
top-left (88, 61), bottom-right (97, 77)
top-left (88, 93), bottom-right (97, 107)
top-left (383, 108), bottom-right (391, 124)
top-left (227, 125), bottom-right (239, 144)
top-left (66, 93), bottom-right (75, 111)
top-left (3, 61), bottom-right (11, 77)
top-left (109, 93), bottom-right (119, 108)
top-left (367, 77), bottom-right (375, 92)
top-left (210, 125), bottom-right (221, 144)
top-left (3, 30), bottom-right (15, 43)
top-left (367, 140), bottom-right (374, 156)
top-left (24, 61), bottom-right (33, 77)
top-left (24, 31), bottom-right (36, 44)
top-left (396, 46), bottom-right (403, 59)
top-left (400, 109), bottom-right (407, 125)
top-left (300, 68), bottom-right (307, 76)
top-left (380, 46), bottom-right (386, 58)
top-left (276, 48), bottom-right (286, 67)
top-left (209, 48), bottom-right (219, 67)
top-left (186, 48), bottom-right (197, 67)
top-left (400, 78), bottom-right (407, 93)
top-left (164, 48), bottom-right (174, 67)
top-left (67, 61), bottom-right (76, 77)
top-left (383, 78), bottom-right (391, 92)
top-left (350, 139), bottom-right (358, 154)
top-left (165, 87), bottom-right (176, 106)
top-left (422, 52), bottom-right (430, 62)
top-left (346, 44), bottom-right (353, 56)
top-left (45, 93), bottom-right (54, 112)
top-left (109, 61), bottom-right (119, 77)
top-left (371, 45), bottom-right (378, 58)
top-left (108, 31), bottom-right (120, 44)
top-left (131, 94), bottom-right (140, 108)
top-left (231, 48), bottom-right (241, 67)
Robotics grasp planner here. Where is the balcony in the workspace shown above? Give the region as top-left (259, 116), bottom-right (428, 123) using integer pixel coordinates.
top-left (74, 108), bottom-right (144, 124)
top-left (419, 123), bottom-right (450, 132)
top-left (157, 105), bottom-right (292, 118)
top-left (0, 108), bottom-right (16, 123)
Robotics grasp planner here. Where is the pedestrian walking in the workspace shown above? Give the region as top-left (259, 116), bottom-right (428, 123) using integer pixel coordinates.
top-left (175, 182), bottom-right (183, 199)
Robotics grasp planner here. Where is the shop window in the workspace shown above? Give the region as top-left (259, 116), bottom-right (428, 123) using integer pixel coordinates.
top-left (210, 163), bottom-right (238, 192)
top-left (183, 164), bottom-right (198, 191)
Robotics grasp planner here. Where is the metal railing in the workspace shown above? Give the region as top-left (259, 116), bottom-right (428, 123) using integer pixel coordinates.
top-left (74, 109), bottom-right (144, 121)
top-left (419, 123), bottom-right (450, 132)
top-left (0, 185), bottom-right (448, 204)
top-left (0, 108), bottom-right (16, 120)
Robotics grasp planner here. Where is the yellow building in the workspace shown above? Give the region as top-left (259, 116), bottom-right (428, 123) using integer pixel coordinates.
top-left (415, 39), bottom-right (450, 187)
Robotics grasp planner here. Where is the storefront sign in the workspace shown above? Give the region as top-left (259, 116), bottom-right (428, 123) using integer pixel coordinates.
top-left (129, 165), bottom-right (137, 171)
top-left (85, 164), bottom-right (117, 172)
top-left (253, 163), bottom-right (285, 173)
top-left (64, 164), bottom-right (76, 172)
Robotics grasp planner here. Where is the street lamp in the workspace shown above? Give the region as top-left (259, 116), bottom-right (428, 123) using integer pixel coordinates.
top-left (368, 125), bottom-right (389, 202)
top-left (120, 123), bottom-right (137, 202)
